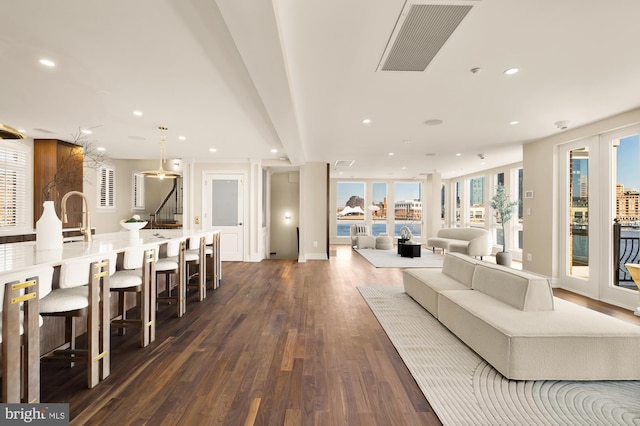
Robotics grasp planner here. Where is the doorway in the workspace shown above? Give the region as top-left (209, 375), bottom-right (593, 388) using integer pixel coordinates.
top-left (204, 173), bottom-right (244, 261)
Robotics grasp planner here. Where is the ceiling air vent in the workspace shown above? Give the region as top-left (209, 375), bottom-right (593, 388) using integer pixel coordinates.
top-left (378, 1), bottom-right (476, 72)
top-left (334, 160), bottom-right (355, 168)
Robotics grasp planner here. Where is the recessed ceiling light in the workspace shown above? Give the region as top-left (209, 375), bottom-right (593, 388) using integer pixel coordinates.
top-left (456, 153), bottom-right (462, 156)
top-left (39, 58), bottom-right (55, 67)
top-left (97, 147), bottom-right (106, 152)
top-left (270, 149), bottom-right (278, 153)
top-left (402, 166), bottom-right (406, 170)
top-left (209, 148), bottom-right (217, 153)
top-left (133, 110), bottom-right (143, 117)
top-left (388, 152), bottom-right (394, 156)
top-left (362, 118), bottom-right (371, 124)
top-left (81, 129), bottom-right (92, 135)
top-left (178, 136), bottom-right (186, 141)
top-left (510, 120), bottom-right (519, 125)
top-left (424, 119), bottom-right (444, 126)
top-left (504, 67), bottom-right (519, 75)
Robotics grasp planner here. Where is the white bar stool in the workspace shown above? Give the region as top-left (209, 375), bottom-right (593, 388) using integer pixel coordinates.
top-left (40, 253), bottom-right (114, 389)
top-left (0, 265), bottom-right (53, 403)
top-left (110, 244), bottom-right (157, 347)
top-left (156, 238), bottom-right (186, 317)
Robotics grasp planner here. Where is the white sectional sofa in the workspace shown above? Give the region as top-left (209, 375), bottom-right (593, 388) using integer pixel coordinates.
top-left (426, 227), bottom-right (492, 257)
top-left (403, 253), bottom-right (640, 380)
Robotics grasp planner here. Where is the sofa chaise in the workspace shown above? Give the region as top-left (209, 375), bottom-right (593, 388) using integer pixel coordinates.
top-left (403, 253), bottom-right (640, 380)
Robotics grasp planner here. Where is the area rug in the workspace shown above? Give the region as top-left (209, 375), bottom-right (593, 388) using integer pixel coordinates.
top-left (355, 248), bottom-right (443, 268)
top-left (357, 285), bottom-right (640, 426)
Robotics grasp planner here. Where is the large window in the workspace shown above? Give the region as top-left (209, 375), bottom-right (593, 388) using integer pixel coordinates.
top-left (440, 183), bottom-right (446, 228)
top-left (371, 182), bottom-right (387, 236)
top-left (469, 176), bottom-right (485, 227)
top-left (336, 182), bottom-right (365, 237)
top-left (394, 182), bottom-right (421, 237)
top-left (454, 181), bottom-right (461, 227)
top-left (0, 141), bottom-right (28, 228)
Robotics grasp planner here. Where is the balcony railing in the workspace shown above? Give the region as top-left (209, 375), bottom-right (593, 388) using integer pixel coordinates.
top-left (614, 221), bottom-right (640, 289)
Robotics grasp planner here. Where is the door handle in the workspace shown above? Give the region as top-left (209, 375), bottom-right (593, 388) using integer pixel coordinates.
top-left (238, 222), bottom-right (243, 226)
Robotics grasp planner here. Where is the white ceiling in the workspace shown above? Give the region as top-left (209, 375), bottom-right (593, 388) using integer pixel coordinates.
top-left (2, 0), bottom-right (640, 180)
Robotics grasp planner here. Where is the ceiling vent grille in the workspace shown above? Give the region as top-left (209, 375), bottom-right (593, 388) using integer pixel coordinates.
top-left (378, 2), bottom-right (475, 72)
top-left (334, 160), bottom-right (355, 168)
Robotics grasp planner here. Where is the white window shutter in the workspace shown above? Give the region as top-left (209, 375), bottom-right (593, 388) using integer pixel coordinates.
top-left (98, 166), bottom-right (115, 209)
top-left (132, 172), bottom-right (145, 210)
top-left (0, 141), bottom-right (28, 228)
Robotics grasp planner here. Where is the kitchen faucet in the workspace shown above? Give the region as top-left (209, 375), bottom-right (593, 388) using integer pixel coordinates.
top-left (61, 191), bottom-right (92, 242)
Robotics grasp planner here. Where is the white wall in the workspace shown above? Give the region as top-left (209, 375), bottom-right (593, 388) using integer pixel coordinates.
top-left (299, 162), bottom-right (328, 261)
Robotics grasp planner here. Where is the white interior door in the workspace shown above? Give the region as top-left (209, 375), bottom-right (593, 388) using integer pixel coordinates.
top-left (205, 173), bottom-right (244, 261)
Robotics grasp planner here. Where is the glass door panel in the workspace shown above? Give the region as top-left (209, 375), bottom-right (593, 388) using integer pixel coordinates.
top-left (569, 148), bottom-right (589, 279)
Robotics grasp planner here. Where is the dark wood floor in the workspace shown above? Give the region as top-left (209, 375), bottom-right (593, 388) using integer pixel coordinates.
top-left (41, 246), bottom-right (439, 425)
top-left (40, 246), bottom-right (640, 425)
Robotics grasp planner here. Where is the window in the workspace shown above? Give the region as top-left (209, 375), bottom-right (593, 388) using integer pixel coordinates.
top-left (469, 176), bottom-right (485, 227)
top-left (98, 165), bottom-right (115, 209)
top-left (336, 182), bottom-right (365, 237)
top-left (394, 182), bottom-right (421, 237)
top-left (371, 182), bottom-right (387, 235)
top-left (132, 172), bottom-right (145, 210)
top-left (0, 141), bottom-right (28, 228)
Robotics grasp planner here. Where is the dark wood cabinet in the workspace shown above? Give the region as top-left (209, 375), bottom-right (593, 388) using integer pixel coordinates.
top-left (33, 139), bottom-right (84, 228)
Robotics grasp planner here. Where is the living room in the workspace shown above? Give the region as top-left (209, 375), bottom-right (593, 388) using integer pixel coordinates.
top-left (2, 1), bottom-right (640, 423)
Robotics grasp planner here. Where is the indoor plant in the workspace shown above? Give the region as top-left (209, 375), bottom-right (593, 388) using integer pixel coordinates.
top-left (490, 184), bottom-right (519, 266)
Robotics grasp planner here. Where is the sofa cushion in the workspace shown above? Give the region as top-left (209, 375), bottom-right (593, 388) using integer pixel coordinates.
top-left (438, 291), bottom-right (640, 380)
top-left (446, 240), bottom-right (474, 254)
top-left (471, 263), bottom-right (554, 311)
top-left (403, 268), bottom-right (469, 317)
top-left (356, 235), bottom-right (376, 249)
top-left (441, 253), bottom-right (479, 288)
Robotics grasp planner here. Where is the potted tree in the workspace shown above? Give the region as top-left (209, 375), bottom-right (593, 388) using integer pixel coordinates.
top-left (490, 184), bottom-right (519, 266)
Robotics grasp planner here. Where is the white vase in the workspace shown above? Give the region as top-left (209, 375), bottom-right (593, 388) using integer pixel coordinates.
top-left (36, 201), bottom-right (63, 250)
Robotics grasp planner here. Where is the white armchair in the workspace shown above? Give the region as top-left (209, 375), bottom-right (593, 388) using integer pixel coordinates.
top-left (349, 224), bottom-right (369, 247)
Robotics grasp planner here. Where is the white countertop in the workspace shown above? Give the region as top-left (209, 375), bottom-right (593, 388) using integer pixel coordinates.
top-left (0, 229), bottom-right (217, 274)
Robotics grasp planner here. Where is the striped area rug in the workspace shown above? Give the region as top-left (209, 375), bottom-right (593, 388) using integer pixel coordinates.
top-left (357, 286), bottom-right (640, 426)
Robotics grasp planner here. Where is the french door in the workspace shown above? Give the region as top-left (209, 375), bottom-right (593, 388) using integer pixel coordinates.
top-left (204, 173), bottom-right (244, 261)
top-left (558, 137), bottom-right (601, 299)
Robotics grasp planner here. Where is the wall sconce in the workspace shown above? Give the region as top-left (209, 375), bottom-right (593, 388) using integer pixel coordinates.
top-left (285, 213), bottom-right (292, 224)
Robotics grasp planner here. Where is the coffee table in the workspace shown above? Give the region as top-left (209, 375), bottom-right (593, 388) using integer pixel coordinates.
top-left (400, 242), bottom-right (421, 258)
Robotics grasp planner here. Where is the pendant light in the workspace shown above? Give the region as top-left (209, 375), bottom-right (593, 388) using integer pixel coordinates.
top-left (140, 126), bottom-right (181, 179)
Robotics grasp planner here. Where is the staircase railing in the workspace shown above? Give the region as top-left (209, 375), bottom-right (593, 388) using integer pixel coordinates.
top-left (149, 177), bottom-right (183, 229)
